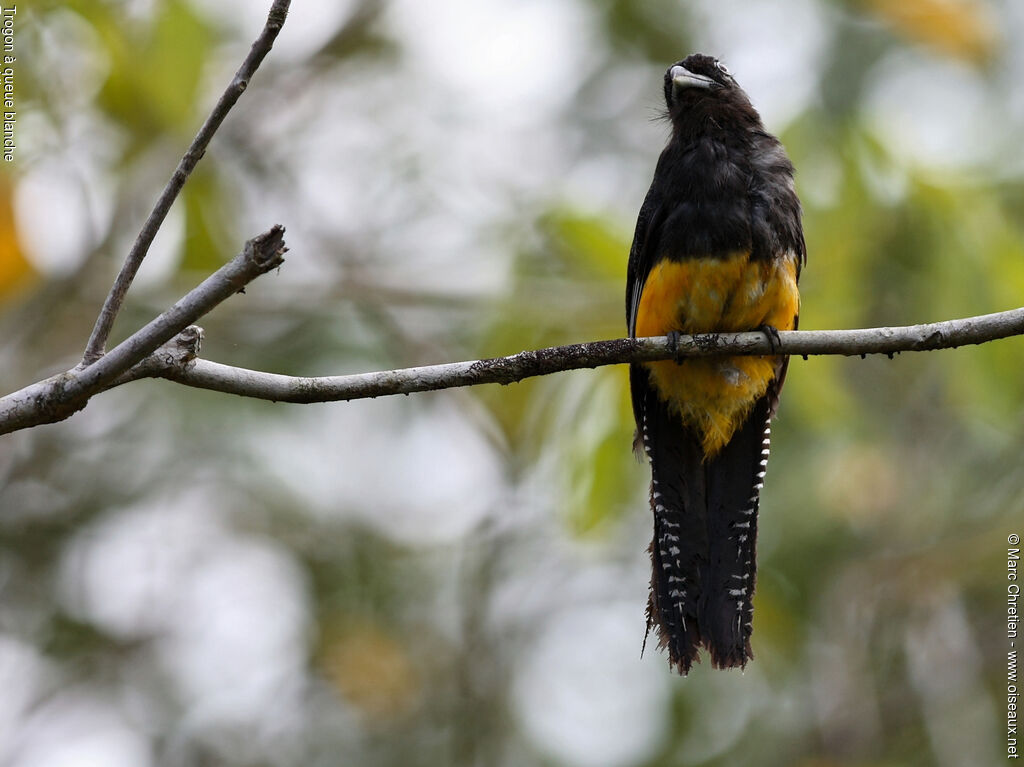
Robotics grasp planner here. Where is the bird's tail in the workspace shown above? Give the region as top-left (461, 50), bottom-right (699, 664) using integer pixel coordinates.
top-left (699, 396), bottom-right (772, 668)
top-left (634, 365), bottom-right (773, 673)
top-left (635, 364), bottom-right (707, 674)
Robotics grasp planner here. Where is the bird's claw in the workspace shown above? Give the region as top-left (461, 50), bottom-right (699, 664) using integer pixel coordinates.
top-left (758, 324), bottom-right (782, 354)
top-left (667, 330), bottom-right (685, 364)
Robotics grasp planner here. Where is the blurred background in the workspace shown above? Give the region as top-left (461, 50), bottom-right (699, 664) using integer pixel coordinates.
top-left (3, 0), bottom-right (1023, 764)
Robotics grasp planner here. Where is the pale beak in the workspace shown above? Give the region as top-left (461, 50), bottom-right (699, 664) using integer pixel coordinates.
top-left (671, 64), bottom-right (716, 93)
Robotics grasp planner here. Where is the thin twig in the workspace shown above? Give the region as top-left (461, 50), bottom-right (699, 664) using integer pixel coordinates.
top-left (81, 0), bottom-right (292, 365)
top-left (134, 306), bottom-right (1024, 404)
top-left (0, 227), bottom-right (287, 435)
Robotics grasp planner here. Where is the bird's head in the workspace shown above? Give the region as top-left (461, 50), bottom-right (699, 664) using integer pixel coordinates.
top-left (663, 54), bottom-right (758, 132)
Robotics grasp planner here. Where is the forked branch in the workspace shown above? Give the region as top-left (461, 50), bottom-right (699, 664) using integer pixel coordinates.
top-left (0, 227), bottom-right (287, 435)
top-left (81, 0), bottom-right (292, 364)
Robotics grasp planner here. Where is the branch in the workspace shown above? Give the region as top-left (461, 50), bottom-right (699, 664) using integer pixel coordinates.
top-left (81, 0), bottom-right (292, 364)
top-left (130, 306), bottom-right (1024, 404)
top-left (0, 227), bottom-right (287, 435)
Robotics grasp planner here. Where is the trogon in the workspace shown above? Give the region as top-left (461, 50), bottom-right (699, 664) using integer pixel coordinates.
top-left (627, 54), bottom-right (805, 674)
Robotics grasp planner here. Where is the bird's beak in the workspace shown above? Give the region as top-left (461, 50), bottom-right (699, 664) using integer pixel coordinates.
top-left (671, 65), bottom-right (716, 93)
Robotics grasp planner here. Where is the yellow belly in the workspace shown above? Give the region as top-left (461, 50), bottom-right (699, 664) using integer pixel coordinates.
top-left (634, 251), bottom-right (799, 456)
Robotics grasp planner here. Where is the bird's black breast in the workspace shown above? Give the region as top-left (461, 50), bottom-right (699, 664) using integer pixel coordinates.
top-left (626, 123), bottom-right (804, 334)
top-left (647, 131), bottom-right (803, 266)
top-left (654, 136), bottom-right (751, 261)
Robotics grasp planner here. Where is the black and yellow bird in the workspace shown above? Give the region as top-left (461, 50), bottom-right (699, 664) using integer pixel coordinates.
top-left (627, 54), bottom-right (804, 674)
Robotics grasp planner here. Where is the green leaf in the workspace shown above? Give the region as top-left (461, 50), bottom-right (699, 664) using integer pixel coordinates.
top-left (96, 0), bottom-right (213, 137)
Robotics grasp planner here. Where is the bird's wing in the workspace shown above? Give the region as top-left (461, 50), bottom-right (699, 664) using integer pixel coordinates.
top-left (626, 184), bottom-right (665, 339)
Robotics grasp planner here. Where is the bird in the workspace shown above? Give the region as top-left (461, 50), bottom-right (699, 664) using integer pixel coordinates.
top-left (626, 54), bottom-right (805, 674)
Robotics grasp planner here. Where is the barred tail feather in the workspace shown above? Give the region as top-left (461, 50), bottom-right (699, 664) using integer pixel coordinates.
top-left (700, 395), bottom-right (772, 669)
top-left (633, 365), bottom-right (707, 674)
top-left (633, 364), bottom-right (779, 674)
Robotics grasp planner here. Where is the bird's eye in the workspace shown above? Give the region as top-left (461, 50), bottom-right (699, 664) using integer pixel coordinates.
top-left (716, 61), bottom-right (731, 76)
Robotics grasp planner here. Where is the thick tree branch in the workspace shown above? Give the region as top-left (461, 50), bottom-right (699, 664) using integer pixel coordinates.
top-left (129, 306), bottom-right (1024, 404)
top-left (0, 227), bottom-right (287, 435)
top-left (81, 0), bottom-right (292, 364)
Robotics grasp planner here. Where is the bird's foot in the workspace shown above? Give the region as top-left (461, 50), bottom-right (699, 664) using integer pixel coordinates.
top-left (757, 324), bottom-right (782, 355)
top-left (667, 330), bottom-right (685, 365)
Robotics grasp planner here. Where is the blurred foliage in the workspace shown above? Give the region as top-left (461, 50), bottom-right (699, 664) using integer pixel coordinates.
top-left (864, 0), bottom-right (999, 63)
top-left (0, 177), bottom-right (32, 298)
top-left (2, 1), bottom-right (1024, 766)
top-left (97, 0), bottom-right (213, 136)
